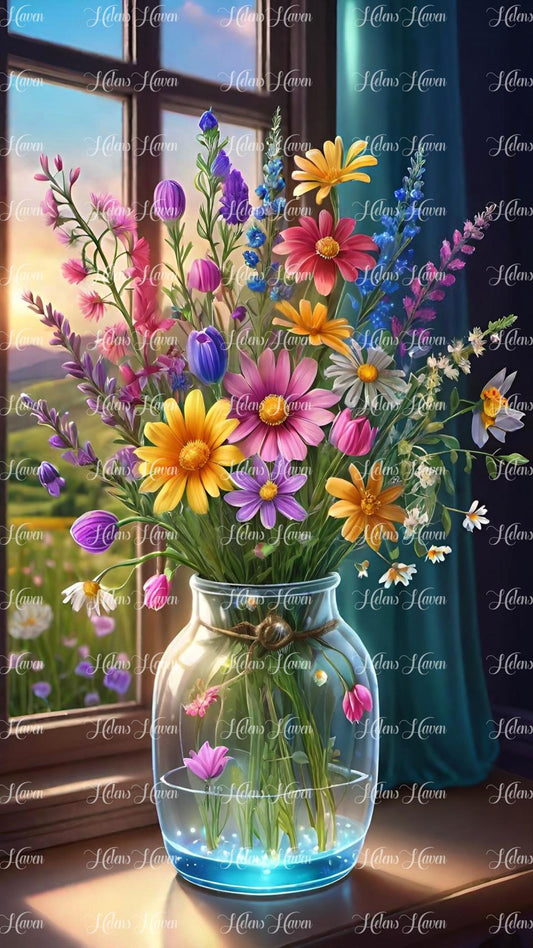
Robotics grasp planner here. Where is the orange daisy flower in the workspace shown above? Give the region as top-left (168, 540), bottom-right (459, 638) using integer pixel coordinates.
top-left (326, 461), bottom-right (405, 550)
top-left (273, 299), bottom-right (353, 355)
top-left (292, 137), bottom-right (378, 205)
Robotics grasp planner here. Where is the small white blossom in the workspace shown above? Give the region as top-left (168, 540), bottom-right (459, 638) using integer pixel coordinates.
top-left (62, 580), bottom-right (117, 617)
top-left (468, 328), bottom-right (485, 356)
top-left (416, 463), bottom-right (439, 489)
top-left (426, 545), bottom-right (452, 563)
top-left (462, 500), bottom-right (489, 533)
top-left (403, 507), bottom-right (429, 539)
top-left (379, 564), bottom-right (417, 588)
top-left (9, 602), bottom-right (53, 640)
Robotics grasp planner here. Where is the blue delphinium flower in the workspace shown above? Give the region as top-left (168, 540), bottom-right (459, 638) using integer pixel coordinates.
top-left (247, 273), bottom-right (267, 293)
top-left (199, 108), bottom-right (217, 132)
top-left (243, 249), bottom-right (259, 267)
top-left (246, 226), bottom-right (266, 248)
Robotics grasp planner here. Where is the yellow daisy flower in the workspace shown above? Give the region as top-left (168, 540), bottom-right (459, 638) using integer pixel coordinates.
top-left (326, 461), bottom-right (405, 551)
top-left (135, 390), bottom-right (243, 515)
top-left (273, 299), bottom-right (353, 355)
top-left (292, 136), bottom-right (378, 205)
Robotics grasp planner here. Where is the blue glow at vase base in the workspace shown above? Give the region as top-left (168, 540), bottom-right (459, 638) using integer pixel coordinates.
top-left (164, 819), bottom-right (363, 895)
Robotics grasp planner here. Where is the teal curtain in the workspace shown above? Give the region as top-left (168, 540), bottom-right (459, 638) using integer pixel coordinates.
top-left (336, 0), bottom-right (497, 787)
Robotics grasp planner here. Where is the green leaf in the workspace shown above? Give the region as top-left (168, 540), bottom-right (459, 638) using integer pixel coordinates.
top-left (441, 507), bottom-right (452, 536)
top-left (450, 450), bottom-right (458, 464)
top-left (389, 547), bottom-right (400, 561)
top-left (450, 388), bottom-right (460, 412)
top-left (464, 451), bottom-right (472, 473)
top-left (442, 468), bottom-right (455, 494)
top-left (487, 314), bottom-right (516, 333)
top-left (292, 751), bottom-right (309, 765)
top-left (414, 537), bottom-right (426, 558)
top-left (440, 435), bottom-right (460, 450)
top-left (499, 453), bottom-right (529, 465)
top-left (486, 455), bottom-right (498, 480)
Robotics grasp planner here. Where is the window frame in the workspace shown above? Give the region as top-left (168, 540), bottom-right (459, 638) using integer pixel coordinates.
top-left (0, 0), bottom-right (337, 837)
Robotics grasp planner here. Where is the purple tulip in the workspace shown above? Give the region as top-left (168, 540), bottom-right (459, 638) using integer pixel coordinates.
top-left (32, 682), bottom-right (51, 700)
top-left (187, 326), bottom-right (228, 384)
top-left (143, 573), bottom-right (170, 611)
top-left (188, 258), bottom-right (221, 293)
top-left (71, 510), bottom-right (119, 554)
top-left (199, 108), bottom-right (218, 131)
top-left (84, 691), bottom-right (101, 707)
top-left (184, 741), bottom-right (231, 781)
top-left (38, 461), bottom-right (66, 497)
top-left (329, 410), bottom-right (377, 457)
top-left (153, 179), bottom-right (186, 221)
top-left (104, 667), bottom-right (131, 696)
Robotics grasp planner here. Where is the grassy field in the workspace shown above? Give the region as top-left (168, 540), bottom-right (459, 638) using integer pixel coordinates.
top-left (6, 373), bottom-right (138, 715)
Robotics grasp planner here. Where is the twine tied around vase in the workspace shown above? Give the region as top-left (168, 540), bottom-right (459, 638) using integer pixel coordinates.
top-left (204, 611), bottom-right (337, 654)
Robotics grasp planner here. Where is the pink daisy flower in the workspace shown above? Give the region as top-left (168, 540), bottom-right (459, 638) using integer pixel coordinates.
top-left (61, 258), bottom-right (89, 285)
top-left (133, 279), bottom-right (173, 337)
top-left (90, 192), bottom-right (119, 214)
top-left (274, 209), bottom-right (378, 296)
top-left (79, 290), bottom-right (106, 321)
top-left (224, 349), bottom-right (338, 461)
top-left (106, 203), bottom-right (137, 242)
top-left (97, 321), bottom-right (130, 363)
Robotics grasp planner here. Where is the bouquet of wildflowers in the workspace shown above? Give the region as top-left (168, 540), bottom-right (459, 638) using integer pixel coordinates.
top-left (24, 107), bottom-right (525, 610)
top-left (22, 108), bottom-right (528, 865)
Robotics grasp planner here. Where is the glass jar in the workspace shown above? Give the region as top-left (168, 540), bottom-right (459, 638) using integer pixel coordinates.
top-left (152, 573), bottom-right (378, 895)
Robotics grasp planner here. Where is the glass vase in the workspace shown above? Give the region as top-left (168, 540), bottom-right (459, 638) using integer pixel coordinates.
top-left (152, 573), bottom-right (378, 895)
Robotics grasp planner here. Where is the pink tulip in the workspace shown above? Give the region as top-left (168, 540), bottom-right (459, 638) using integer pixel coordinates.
top-left (143, 573), bottom-right (170, 610)
top-left (342, 684), bottom-right (373, 723)
top-left (188, 258), bottom-right (221, 293)
top-left (184, 740), bottom-right (231, 781)
top-left (330, 409), bottom-right (377, 456)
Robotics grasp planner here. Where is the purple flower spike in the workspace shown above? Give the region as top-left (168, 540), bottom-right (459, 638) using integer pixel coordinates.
top-left (219, 169), bottom-right (251, 225)
top-left (104, 667), bottom-right (131, 696)
top-left (184, 741), bottom-right (231, 781)
top-left (224, 455), bottom-right (307, 529)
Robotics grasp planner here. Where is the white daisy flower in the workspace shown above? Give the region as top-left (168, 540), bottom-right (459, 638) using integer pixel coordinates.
top-left (415, 463), bottom-right (439, 489)
top-left (468, 328), bottom-right (485, 357)
top-left (62, 580), bottom-right (117, 616)
top-left (403, 507), bottom-right (429, 539)
top-left (9, 602), bottom-right (53, 640)
top-left (463, 501), bottom-right (489, 532)
top-left (426, 545), bottom-right (452, 563)
top-left (379, 564), bottom-right (417, 588)
top-left (325, 342), bottom-right (408, 412)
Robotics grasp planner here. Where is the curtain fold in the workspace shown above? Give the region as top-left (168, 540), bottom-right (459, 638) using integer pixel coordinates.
top-left (336, 0), bottom-right (497, 787)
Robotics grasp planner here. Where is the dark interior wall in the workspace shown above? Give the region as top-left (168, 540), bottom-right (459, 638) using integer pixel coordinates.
top-left (457, 2), bottom-right (533, 718)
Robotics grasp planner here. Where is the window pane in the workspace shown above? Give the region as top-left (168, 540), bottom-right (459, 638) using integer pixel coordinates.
top-left (5, 81), bottom-right (136, 715)
top-left (161, 0), bottom-right (258, 86)
top-left (7, 0), bottom-right (123, 58)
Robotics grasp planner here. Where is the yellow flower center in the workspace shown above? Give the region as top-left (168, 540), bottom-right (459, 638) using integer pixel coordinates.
top-left (259, 394), bottom-right (289, 426)
top-left (481, 386), bottom-right (508, 423)
top-left (315, 236), bottom-right (340, 259)
top-left (83, 580), bottom-right (100, 598)
top-left (179, 439), bottom-right (211, 471)
top-left (360, 489), bottom-right (381, 516)
top-left (259, 480), bottom-right (278, 501)
top-left (357, 363), bottom-right (379, 383)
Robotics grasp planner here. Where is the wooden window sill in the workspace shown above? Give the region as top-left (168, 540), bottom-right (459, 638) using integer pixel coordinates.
top-left (1, 768), bottom-right (532, 946)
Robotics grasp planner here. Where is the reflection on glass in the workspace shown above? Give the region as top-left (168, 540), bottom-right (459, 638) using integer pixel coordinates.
top-left (6, 81), bottom-right (136, 715)
top-left (6, 0), bottom-right (123, 58)
top-left (160, 0), bottom-right (258, 87)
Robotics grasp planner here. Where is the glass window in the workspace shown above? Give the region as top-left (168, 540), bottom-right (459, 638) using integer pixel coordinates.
top-left (6, 81), bottom-right (136, 715)
top-left (160, 0), bottom-right (258, 87)
top-left (6, 0), bottom-right (124, 59)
